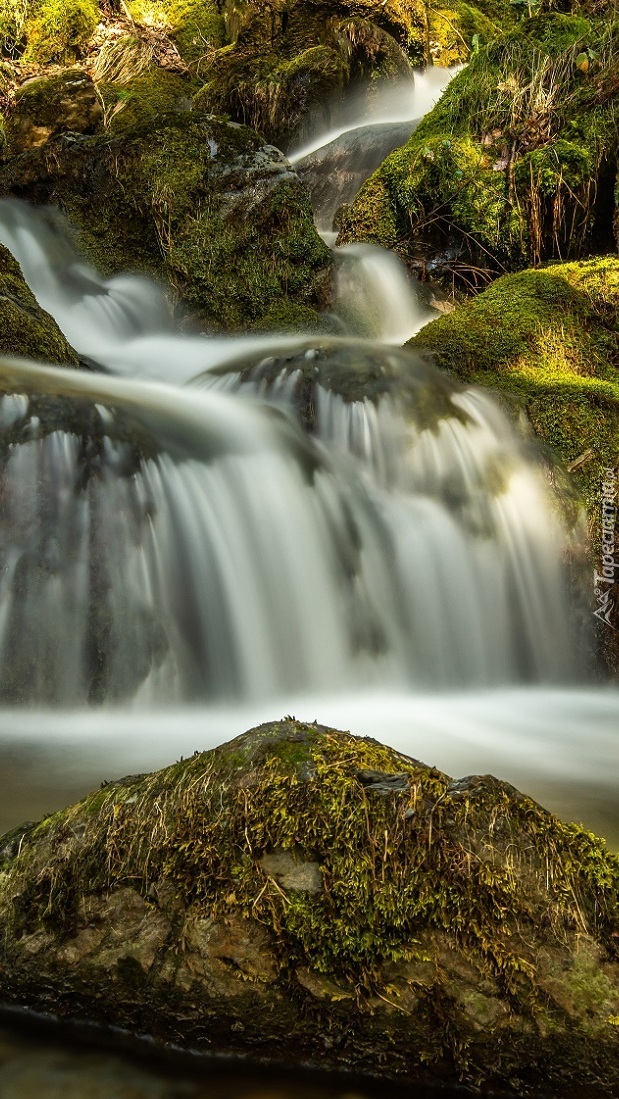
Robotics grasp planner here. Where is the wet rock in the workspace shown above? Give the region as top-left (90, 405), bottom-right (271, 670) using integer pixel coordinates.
top-left (260, 849), bottom-right (322, 893)
top-left (0, 720), bottom-right (618, 1094)
top-left (295, 120), bottom-right (417, 233)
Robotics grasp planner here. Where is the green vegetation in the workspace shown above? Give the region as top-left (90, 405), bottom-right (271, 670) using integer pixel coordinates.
top-left (0, 244), bottom-right (79, 364)
top-left (23, 0), bottom-right (98, 63)
top-left (340, 11), bottom-right (619, 280)
top-left (1, 721), bottom-right (618, 1088)
top-left (126, 0), bottom-right (226, 64)
top-left (96, 66), bottom-right (196, 134)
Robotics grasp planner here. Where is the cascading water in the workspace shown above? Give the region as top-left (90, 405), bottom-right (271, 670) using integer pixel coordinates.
top-left (0, 68), bottom-right (617, 854)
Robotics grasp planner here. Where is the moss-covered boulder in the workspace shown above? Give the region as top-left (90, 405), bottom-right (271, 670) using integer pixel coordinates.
top-left (0, 0), bottom-right (99, 64)
top-left (410, 256), bottom-right (619, 664)
top-left (0, 243), bottom-right (78, 363)
top-left (1, 720), bottom-right (618, 1093)
top-left (124, 0), bottom-right (227, 64)
top-left (0, 112), bottom-right (332, 332)
top-left (3, 70), bottom-right (103, 156)
top-left (339, 11), bottom-right (619, 283)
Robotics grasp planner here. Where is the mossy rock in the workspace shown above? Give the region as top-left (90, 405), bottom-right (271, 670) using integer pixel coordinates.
top-left (410, 256), bottom-right (619, 664)
top-left (1, 720), bottom-right (618, 1093)
top-left (193, 7), bottom-right (417, 148)
top-left (126, 0), bottom-right (227, 64)
top-left (339, 11), bottom-right (619, 281)
top-left (2, 0), bottom-right (100, 64)
top-left (4, 70), bottom-right (103, 156)
top-left (0, 243), bottom-right (78, 364)
top-left (96, 67), bottom-right (197, 134)
top-left (0, 111), bottom-right (332, 332)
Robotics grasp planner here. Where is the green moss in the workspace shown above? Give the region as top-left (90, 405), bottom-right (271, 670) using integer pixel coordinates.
top-left (0, 0), bottom-right (28, 57)
top-left (23, 0), bottom-right (98, 63)
top-left (341, 12), bottom-right (619, 277)
top-left (194, 42), bottom-right (350, 147)
top-left (97, 68), bottom-right (197, 134)
top-left (0, 244), bottom-right (79, 365)
top-left (428, 1), bottom-right (506, 65)
top-left (127, 0), bottom-right (226, 65)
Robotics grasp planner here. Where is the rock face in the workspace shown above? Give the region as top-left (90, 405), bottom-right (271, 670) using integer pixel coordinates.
top-left (339, 11), bottom-right (619, 283)
top-left (1, 720), bottom-right (618, 1094)
top-left (0, 244), bottom-right (78, 364)
top-left (0, 112), bottom-right (332, 332)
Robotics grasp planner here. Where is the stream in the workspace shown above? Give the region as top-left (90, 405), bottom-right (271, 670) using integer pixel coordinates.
top-left (0, 66), bottom-right (617, 1096)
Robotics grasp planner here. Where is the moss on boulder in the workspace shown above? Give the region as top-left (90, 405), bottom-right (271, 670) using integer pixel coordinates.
top-left (0, 243), bottom-right (78, 363)
top-left (15, 0), bottom-right (98, 64)
top-left (339, 11), bottom-right (619, 283)
top-left (4, 69), bottom-right (103, 156)
top-left (0, 720), bottom-right (618, 1092)
top-left (126, 0), bottom-right (226, 64)
top-left (0, 111), bottom-right (332, 332)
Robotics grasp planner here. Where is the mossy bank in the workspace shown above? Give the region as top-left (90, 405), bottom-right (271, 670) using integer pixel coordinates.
top-left (339, 10), bottom-right (619, 284)
top-left (0, 240), bottom-right (78, 364)
top-left (1, 720), bottom-right (618, 1094)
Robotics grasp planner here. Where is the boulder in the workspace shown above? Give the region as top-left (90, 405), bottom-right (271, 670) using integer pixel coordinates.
top-left (1, 720), bottom-right (618, 1094)
top-left (4, 70), bottom-right (103, 156)
top-left (295, 120), bottom-right (417, 233)
top-left (0, 111), bottom-right (332, 332)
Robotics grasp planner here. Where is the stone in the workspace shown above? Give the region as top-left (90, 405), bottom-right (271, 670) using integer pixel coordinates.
top-left (0, 720), bottom-right (618, 1093)
top-left (4, 71), bottom-right (103, 157)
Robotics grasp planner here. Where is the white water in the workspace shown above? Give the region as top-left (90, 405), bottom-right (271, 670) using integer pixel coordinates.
top-left (334, 243), bottom-right (436, 342)
top-left (288, 67), bottom-right (456, 163)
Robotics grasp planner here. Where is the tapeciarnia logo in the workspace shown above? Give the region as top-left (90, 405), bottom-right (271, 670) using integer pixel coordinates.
top-left (593, 467), bottom-right (618, 630)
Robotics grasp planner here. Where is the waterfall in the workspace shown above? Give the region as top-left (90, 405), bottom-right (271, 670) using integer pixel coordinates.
top-left (0, 193), bottom-right (578, 704)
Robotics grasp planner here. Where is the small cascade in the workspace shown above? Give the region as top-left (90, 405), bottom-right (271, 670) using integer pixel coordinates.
top-left (0, 200), bottom-right (172, 366)
top-left (288, 67), bottom-right (457, 164)
top-left (288, 69), bottom-right (459, 340)
top-left (0, 341), bottom-right (576, 704)
top-left (333, 244), bottom-right (437, 343)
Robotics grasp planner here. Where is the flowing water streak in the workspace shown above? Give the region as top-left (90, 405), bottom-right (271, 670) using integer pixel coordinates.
top-left (287, 67), bottom-right (457, 163)
top-left (333, 243), bottom-right (436, 343)
top-left (0, 350), bottom-right (576, 702)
